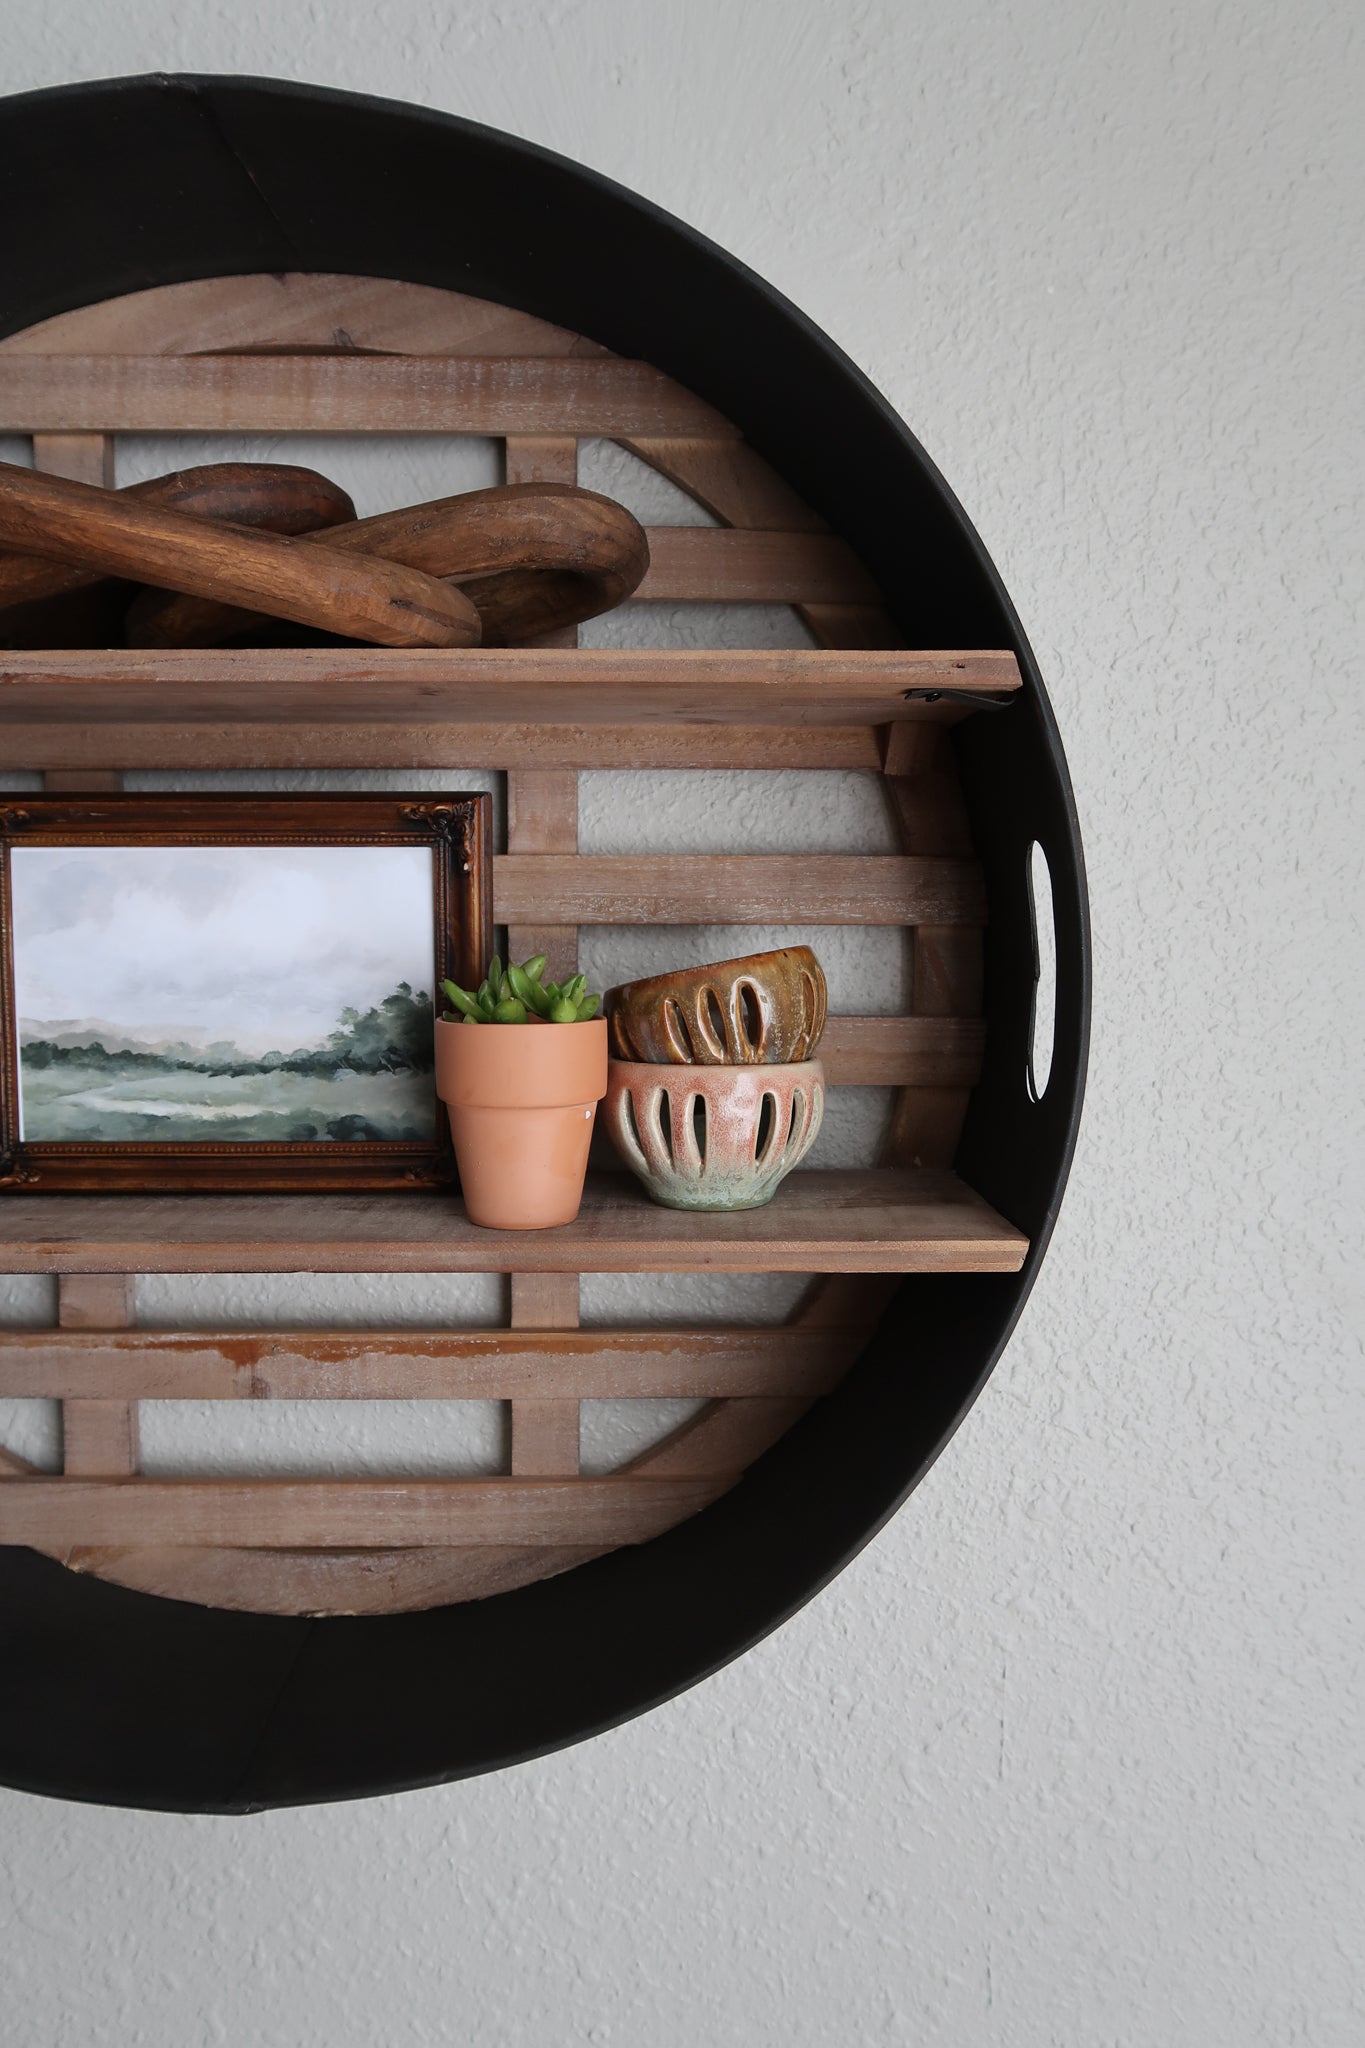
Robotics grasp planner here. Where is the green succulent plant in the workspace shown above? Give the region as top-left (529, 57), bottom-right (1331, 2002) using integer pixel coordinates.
top-left (441, 953), bottom-right (602, 1026)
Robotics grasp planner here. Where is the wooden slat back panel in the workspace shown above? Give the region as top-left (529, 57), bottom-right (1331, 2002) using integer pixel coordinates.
top-left (0, 271), bottom-right (997, 1617)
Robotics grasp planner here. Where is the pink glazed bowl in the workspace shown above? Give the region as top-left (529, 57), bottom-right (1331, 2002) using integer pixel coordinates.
top-left (603, 1058), bottom-right (824, 1211)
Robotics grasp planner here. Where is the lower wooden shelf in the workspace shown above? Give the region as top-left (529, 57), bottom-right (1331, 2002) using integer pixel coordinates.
top-left (0, 1169), bottom-right (1026, 1276)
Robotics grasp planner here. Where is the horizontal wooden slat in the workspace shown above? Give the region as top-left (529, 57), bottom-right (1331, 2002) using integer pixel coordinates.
top-left (0, 1474), bottom-right (728, 1549)
top-left (637, 529), bottom-right (878, 604)
top-left (0, 275), bottom-right (612, 361)
top-left (0, 354), bottom-right (739, 438)
top-left (0, 1170), bottom-right (1027, 1275)
top-left (819, 1015), bottom-right (985, 1086)
top-left (0, 1325), bottom-right (860, 1401)
top-left (49, 1542), bottom-right (613, 1616)
top-left (0, 721), bottom-right (887, 772)
top-left (493, 854), bottom-right (985, 926)
top-left (0, 648), bottom-right (1021, 729)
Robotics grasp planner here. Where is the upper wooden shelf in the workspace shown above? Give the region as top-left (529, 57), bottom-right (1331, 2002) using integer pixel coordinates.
top-left (0, 1169), bottom-right (1027, 1277)
top-left (0, 648), bottom-right (1020, 730)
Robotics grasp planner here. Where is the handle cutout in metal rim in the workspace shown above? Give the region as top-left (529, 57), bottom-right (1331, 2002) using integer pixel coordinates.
top-left (1026, 840), bottom-right (1057, 1102)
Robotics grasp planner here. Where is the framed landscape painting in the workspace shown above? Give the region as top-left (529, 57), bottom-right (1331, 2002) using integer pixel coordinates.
top-left (0, 793), bottom-right (491, 1191)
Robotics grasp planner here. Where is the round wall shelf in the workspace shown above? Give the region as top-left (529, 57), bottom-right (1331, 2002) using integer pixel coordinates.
top-left (0, 75), bottom-right (1088, 1813)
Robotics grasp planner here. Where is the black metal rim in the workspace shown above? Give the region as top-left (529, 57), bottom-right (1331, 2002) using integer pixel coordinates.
top-left (0, 74), bottom-right (1090, 1813)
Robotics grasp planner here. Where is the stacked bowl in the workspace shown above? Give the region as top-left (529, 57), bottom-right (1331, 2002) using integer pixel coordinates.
top-left (602, 947), bottom-right (827, 1211)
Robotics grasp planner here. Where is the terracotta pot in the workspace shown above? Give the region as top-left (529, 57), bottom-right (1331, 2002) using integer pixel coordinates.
top-left (603, 1057), bottom-right (824, 1211)
top-left (435, 1017), bottom-right (607, 1228)
top-left (605, 946), bottom-right (827, 1065)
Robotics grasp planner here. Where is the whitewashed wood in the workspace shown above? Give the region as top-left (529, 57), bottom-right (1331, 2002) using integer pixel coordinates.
top-left (493, 853), bottom-right (986, 926)
top-left (501, 438), bottom-right (582, 971)
top-left (0, 721), bottom-right (887, 773)
top-left (44, 765), bottom-right (139, 1482)
top-left (504, 767), bottom-right (581, 976)
top-left (627, 1398), bottom-right (813, 1478)
top-left (509, 1274), bottom-right (582, 1478)
top-left (53, 1542), bottom-right (609, 1616)
top-left (0, 1474), bottom-right (729, 1549)
top-left (637, 529), bottom-right (877, 604)
top-left (0, 275), bottom-right (610, 360)
top-left (502, 432), bottom-right (580, 660)
top-left (0, 354), bottom-right (738, 438)
top-left (0, 648), bottom-right (1019, 728)
top-left (883, 726), bottom-right (984, 1168)
top-left (618, 437), bottom-right (825, 531)
top-left (31, 432), bottom-right (114, 485)
top-left (0, 1172), bottom-right (1028, 1275)
top-left (620, 436), bottom-right (903, 650)
top-left (0, 269), bottom-right (1007, 1619)
top-left (36, 768), bottom-right (126, 791)
top-left (818, 1015), bottom-right (984, 1086)
top-left (0, 1325), bottom-right (855, 1400)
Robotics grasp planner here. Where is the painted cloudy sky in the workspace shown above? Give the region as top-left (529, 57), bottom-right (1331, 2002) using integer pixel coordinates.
top-left (10, 844), bottom-right (436, 1055)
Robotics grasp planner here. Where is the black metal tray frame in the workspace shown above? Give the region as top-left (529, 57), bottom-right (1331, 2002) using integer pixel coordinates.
top-left (0, 74), bottom-right (1090, 1813)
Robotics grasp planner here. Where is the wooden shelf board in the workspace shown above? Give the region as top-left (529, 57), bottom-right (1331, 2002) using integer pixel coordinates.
top-left (0, 647), bottom-right (1020, 733)
top-left (0, 1170), bottom-right (1027, 1276)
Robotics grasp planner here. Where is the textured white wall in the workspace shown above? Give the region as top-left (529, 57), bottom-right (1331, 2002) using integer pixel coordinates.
top-left (1, 4), bottom-right (1361, 2044)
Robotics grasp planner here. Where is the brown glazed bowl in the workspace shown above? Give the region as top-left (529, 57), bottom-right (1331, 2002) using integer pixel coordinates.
top-left (605, 946), bottom-right (827, 1065)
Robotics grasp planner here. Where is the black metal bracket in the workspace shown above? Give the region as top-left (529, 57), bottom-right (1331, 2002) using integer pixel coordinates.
top-left (902, 688), bottom-right (1014, 711)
